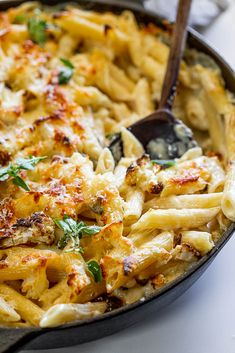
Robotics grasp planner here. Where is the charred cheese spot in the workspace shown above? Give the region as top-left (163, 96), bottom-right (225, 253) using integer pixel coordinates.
top-left (32, 192), bottom-right (42, 203)
top-left (125, 164), bottom-right (137, 185)
top-left (0, 150), bottom-right (11, 166)
top-left (136, 154), bottom-right (150, 167)
top-left (44, 85), bottom-right (75, 114)
top-left (39, 257), bottom-right (48, 268)
top-left (67, 272), bottom-right (77, 287)
top-left (0, 198), bottom-right (15, 228)
top-left (150, 182), bottom-right (164, 194)
top-left (104, 24), bottom-right (112, 36)
top-left (170, 170), bottom-right (200, 186)
top-left (33, 112), bottom-right (63, 126)
top-left (173, 233), bottom-right (182, 247)
top-left (54, 130), bottom-right (71, 146)
top-left (151, 274), bottom-right (166, 288)
top-left (0, 262), bottom-right (8, 269)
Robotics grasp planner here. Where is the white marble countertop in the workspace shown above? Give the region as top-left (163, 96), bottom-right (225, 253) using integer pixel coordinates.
top-left (23, 2), bottom-right (235, 353)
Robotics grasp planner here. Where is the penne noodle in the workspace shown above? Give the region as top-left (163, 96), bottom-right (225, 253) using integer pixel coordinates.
top-left (56, 14), bottom-right (129, 47)
top-left (40, 302), bottom-right (107, 328)
top-left (121, 127), bottom-right (144, 159)
top-left (0, 297), bottom-right (21, 323)
top-left (129, 231), bottom-right (174, 249)
top-left (0, 284), bottom-right (44, 326)
top-left (102, 236), bottom-right (171, 292)
top-left (96, 147), bottom-right (115, 174)
top-left (143, 193), bottom-right (222, 211)
top-left (123, 188), bottom-right (145, 225)
top-left (130, 208), bottom-right (220, 233)
top-left (132, 78), bottom-right (154, 117)
top-left (181, 231), bottom-right (214, 256)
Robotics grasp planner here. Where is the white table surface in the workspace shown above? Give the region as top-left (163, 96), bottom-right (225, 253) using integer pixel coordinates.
top-left (23, 2), bottom-right (235, 353)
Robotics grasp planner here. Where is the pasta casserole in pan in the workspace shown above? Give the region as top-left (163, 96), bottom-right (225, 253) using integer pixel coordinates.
top-left (0, 1), bottom-right (234, 328)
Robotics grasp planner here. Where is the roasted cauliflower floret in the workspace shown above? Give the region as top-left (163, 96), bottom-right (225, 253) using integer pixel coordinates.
top-left (0, 212), bottom-right (55, 248)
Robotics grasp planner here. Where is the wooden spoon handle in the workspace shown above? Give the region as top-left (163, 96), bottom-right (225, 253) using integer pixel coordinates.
top-left (159, 0), bottom-right (192, 111)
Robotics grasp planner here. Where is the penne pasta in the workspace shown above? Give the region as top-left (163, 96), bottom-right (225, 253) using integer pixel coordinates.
top-left (132, 78), bottom-right (154, 117)
top-left (40, 302), bottom-right (107, 328)
top-left (181, 231), bottom-right (214, 256)
top-left (121, 127), bottom-right (144, 159)
top-left (123, 188), bottom-right (145, 225)
top-left (96, 147), bottom-right (115, 174)
top-left (130, 208), bottom-right (220, 233)
top-left (0, 284), bottom-right (44, 326)
top-left (102, 236), bottom-right (172, 292)
top-left (0, 297), bottom-right (21, 323)
top-left (143, 193), bottom-right (222, 211)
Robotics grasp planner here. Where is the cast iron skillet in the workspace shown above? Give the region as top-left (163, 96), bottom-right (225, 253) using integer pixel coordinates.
top-left (0, 1), bottom-right (234, 352)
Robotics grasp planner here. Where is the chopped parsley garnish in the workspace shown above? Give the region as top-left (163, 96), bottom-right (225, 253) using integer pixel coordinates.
top-left (14, 14), bottom-right (27, 24)
top-left (0, 156), bottom-right (47, 191)
top-left (60, 58), bottom-right (74, 69)
top-left (55, 216), bottom-right (101, 254)
top-left (16, 156), bottom-right (48, 170)
top-left (87, 260), bottom-right (102, 283)
top-left (27, 17), bottom-right (47, 45)
top-left (151, 159), bottom-right (176, 169)
top-left (12, 175), bottom-right (30, 191)
top-left (58, 58), bottom-right (74, 85)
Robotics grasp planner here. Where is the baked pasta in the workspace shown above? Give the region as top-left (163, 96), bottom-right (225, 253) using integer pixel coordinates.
top-left (0, 2), bottom-right (234, 328)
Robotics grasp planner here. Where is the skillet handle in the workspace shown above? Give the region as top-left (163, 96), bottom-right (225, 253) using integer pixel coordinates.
top-left (0, 328), bottom-right (40, 353)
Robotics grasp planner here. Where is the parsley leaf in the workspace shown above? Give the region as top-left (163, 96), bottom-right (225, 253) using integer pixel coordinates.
top-left (58, 68), bottom-right (73, 85)
top-left (80, 225), bottom-right (102, 236)
top-left (16, 156), bottom-right (47, 171)
top-left (58, 58), bottom-right (74, 84)
top-left (27, 17), bottom-right (47, 45)
top-left (60, 58), bottom-right (74, 69)
top-left (151, 159), bottom-right (176, 169)
top-left (55, 216), bottom-right (101, 253)
top-left (54, 218), bottom-right (73, 237)
top-left (55, 217), bottom-right (103, 282)
top-left (14, 15), bottom-right (27, 24)
top-left (0, 156), bottom-right (47, 191)
top-left (12, 176), bottom-right (30, 191)
top-left (87, 260), bottom-right (102, 283)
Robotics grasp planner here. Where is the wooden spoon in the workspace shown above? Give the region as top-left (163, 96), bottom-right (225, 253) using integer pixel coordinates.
top-left (109, 0), bottom-right (196, 162)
